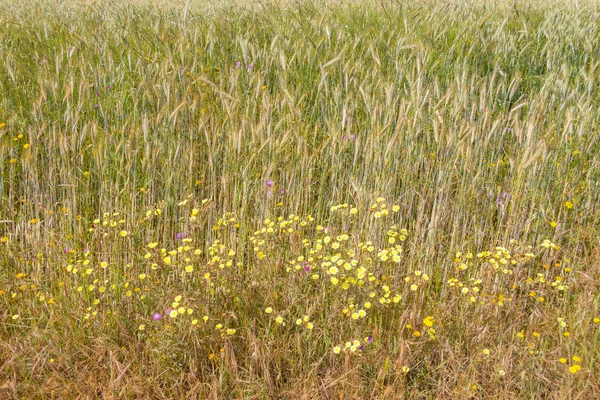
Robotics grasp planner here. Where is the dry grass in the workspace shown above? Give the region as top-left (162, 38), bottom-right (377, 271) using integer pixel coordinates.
top-left (1, 0), bottom-right (600, 398)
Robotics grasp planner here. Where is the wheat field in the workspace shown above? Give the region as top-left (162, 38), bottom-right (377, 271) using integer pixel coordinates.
top-left (1, 0), bottom-right (599, 398)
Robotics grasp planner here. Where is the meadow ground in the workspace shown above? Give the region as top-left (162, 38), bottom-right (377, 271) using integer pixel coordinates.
top-left (1, 0), bottom-right (600, 398)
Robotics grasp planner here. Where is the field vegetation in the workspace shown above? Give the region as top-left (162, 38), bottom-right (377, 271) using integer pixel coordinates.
top-left (1, 0), bottom-right (600, 398)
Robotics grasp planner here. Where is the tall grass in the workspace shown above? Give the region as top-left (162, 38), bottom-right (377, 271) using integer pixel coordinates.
top-left (1, 0), bottom-right (599, 398)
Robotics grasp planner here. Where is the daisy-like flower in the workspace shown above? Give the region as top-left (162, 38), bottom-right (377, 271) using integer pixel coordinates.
top-left (569, 365), bottom-right (581, 374)
top-left (423, 316), bottom-right (435, 327)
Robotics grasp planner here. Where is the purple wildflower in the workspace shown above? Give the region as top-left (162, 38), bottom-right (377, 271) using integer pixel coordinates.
top-left (152, 312), bottom-right (162, 321)
top-left (279, 189), bottom-right (285, 194)
top-left (247, 63), bottom-right (253, 70)
top-left (496, 196), bottom-right (503, 207)
top-left (267, 190), bottom-right (273, 198)
top-left (106, 85), bottom-right (111, 89)
top-left (175, 232), bottom-right (185, 240)
top-left (367, 336), bottom-right (373, 343)
top-left (94, 104), bottom-right (99, 109)
top-left (303, 262), bottom-right (311, 272)
top-left (266, 180), bottom-right (273, 187)
top-left (236, 61), bottom-right (242, 68)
